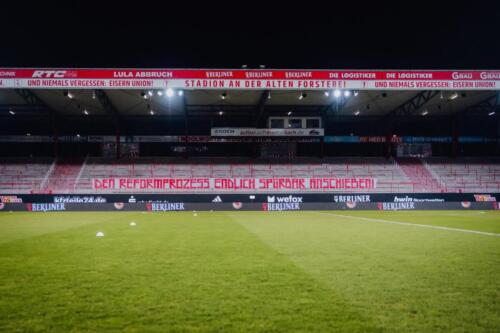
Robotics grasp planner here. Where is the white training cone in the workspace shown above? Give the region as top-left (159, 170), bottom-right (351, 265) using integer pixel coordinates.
top-left (130, 222), bottom-right (136, 226)
top-left (96, 231), bottom-right (104, 237)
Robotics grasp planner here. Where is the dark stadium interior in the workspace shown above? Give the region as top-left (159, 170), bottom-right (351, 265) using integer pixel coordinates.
top-left (0, 88), bottom-right (498, 158)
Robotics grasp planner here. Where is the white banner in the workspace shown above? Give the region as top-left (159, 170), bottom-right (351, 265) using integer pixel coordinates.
top-left (211, 128), bottom-right (324, 137)
top-left (1, 79), bottom-right (499, 90)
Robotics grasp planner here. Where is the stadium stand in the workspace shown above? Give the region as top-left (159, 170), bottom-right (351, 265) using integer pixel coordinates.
top-left (2, 157), bottom-right (500, 194)
top-left (53, 157), bottom-right (413, 193)
top-left (43, 158), bottom-right (85, 194)
top-left (395, 157), bottom-right (445, 192)
top-left (0, 158), bottom-right (53, 193)
top-left (425, 157), bottom-right (500, 193)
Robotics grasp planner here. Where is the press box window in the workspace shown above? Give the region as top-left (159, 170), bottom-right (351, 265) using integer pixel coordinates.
top-left (270, 118), bottom-right (285, 128)
top-left (306, 118), bottom-right (320, 128)
top-left (288, 119), bottom-right (302, 128)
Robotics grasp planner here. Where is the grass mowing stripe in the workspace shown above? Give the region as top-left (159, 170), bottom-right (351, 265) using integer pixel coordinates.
top-left (234, 211), bottom-right (500, 333)
top-left (311, 211), bottom-right (500, 237)
top-left (0, 211), bottom-right (384, 332)
top-left (220, 211), bottom-right (386, 332)
top-left (0, 212), bottom-right (136, 244)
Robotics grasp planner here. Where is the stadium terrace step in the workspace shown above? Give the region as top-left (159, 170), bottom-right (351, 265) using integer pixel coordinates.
top-left (2, 157), bottom-right (500, 194)
top-left (424, 157), bottom-right (500, 192)
top-left (395, 158), bottom-right (445, 193)
top-left (0, 158), bottom-right (53, 193)
top-left (44, 158), bottom-right (85, 194)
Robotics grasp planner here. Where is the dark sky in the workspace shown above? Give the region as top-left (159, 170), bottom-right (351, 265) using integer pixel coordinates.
top-left (1, 1), bottom-right (499, 69)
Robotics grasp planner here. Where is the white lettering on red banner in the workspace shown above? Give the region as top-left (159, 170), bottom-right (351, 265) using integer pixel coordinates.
top-left (92, 177), bottom-right (377, 192)
top-left (0, 69), bottom-right (497, 90)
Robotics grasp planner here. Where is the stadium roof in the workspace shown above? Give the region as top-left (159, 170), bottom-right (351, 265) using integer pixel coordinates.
top-left (0, 89), bottom-right (498, 118)
top-left (0, 68), bottom-right (498, 118)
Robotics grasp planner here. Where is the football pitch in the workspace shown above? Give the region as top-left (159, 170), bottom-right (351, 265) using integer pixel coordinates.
top-left (0, 211), bottom-right (499, 332)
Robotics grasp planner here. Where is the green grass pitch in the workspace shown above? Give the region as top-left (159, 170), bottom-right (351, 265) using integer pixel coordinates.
top-left (0, 210), bottom-right (499, 332)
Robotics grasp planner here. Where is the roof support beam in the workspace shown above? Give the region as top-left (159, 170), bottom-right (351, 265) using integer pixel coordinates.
top-left (254, 90), bottom-right (270, 126)
top-left (15, 89), bottom-right (57, 116)
top-left (322, 95), bottom-right (349, 120)
top-left (186, 104), bottom-right (323, 115)
top-left (182, 92), bottom-right (189, 135)
top-left (94, 90), bottom-right (125, 133)
top-left (462, 93), bottom-right (499, 115)
top-left (15, 89), bottom-right (59, 138)
top-left (387, 90), bottom-right (440, 117)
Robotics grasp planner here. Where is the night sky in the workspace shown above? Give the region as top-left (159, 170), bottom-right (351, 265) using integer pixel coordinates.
top-left (1, 1), bottom-right (499, 69)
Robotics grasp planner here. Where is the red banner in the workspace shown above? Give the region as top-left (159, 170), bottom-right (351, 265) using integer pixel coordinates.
top-left (0, 68), bottom-right (498, 90)
top-left (1, 69), bottom-right (499, 80)
top-left (92, 177), bottom-right (377, 192)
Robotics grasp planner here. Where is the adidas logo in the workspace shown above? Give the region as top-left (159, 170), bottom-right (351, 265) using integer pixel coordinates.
top-left (212, 196), bottom-right (222, 203)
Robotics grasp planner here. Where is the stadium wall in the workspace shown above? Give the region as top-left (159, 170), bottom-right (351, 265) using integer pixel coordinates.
top-left (0, 202), bottom-right (497, 212)
top-left (1, 193), bottom-right (497, 204)
top-left (0, 142), bottom-right (498, 158)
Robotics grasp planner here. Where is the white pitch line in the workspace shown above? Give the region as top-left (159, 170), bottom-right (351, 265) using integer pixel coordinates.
top-left (310, 212), bottom-right (500, 237)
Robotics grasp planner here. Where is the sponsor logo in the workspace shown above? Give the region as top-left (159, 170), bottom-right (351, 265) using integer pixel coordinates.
top-left (480, 72), bottom-right (500, 80)
top-left (334, 195), bottom-right (370, 203)
top-left (452, 72), bottom-right (473, 80)
top-left (53, 196), bottom-right (107, 203)
top-left (461, 201), bottom-right (471, 209)
top-left (0, 71), bottom-right (16, 77)
top-left (206, 71), bottom-right (233, 78)
top-left (262, 202), bottom-right (301, 211)
top-left (147, 202), bottom-right (185, 211)
top-left (212, 196), bottom-right (222, 203)
top-left (32, 70), bottom-right (68, 78)
top-left (249, 195), bottom-right (255, 200)
top-left (0, 203), bottom-right (4, 210)
top-left (0, 195), bottom-right (23, 203)
top-left (309, 129), bottom-right (321, 136)
top-left (28, 203), bottom-right (66, 212)
top-left (232, 202), bottom-right (243, 210)
top-left (267, 195), bottom-right (303, 203)
top-left (393, 196), bottom-right (444, 203)
top-left (377, 202), bottom-right (415, 211)
top-left (213, 129), bottom-right (236, 135)
top-left (128, 196), bottom-right (136, 203)
top-left (473, 194), bottom-right (496, 202)
top-left (285, 71), bottom-right (312, 79)
top-left (212, 128), bottom-right (324, 137)
top-left (264, 195), bottom-right (303, 210)
top-left (346, 202), bottom-right (357, 209)
top-left (245, 71), bottom-right (273, 79)
top-left (338, 72), bottom-right (377, 79)
top-left (114, 202), bottom-right (125, 210)
top-left (113, 71), bottom-right (172, 78)
top-left (396, 72), bottom-right (433, 79)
